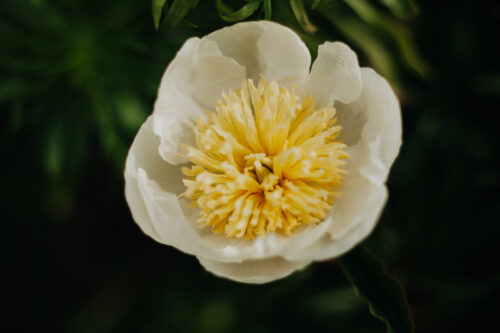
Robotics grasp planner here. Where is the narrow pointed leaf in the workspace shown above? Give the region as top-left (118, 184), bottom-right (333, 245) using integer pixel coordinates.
top-left (152, 0), bottom-right (167, 30)
top-left (289, 0), bottom-right (317, 33)
top-left (319, 4), bottom-right (399, 83)
top-left (161, 0), bottom-right (199, 31)
top-left (263, 0), bottom-right (272, 20)
top-left (377, 0), bottom-right (419, 19)
top-left (311, 0), bottom-right (322, 9)
top-left (216, 0), bottom-right (260, 22)
top-left (343, 0), bottom-right (429, 77)
top-left (339, 246), bottom-right (414, 333)
top-left (215, 0), bottom-right (233, 15)
top-left (179, 19), bottom-right (199, 28)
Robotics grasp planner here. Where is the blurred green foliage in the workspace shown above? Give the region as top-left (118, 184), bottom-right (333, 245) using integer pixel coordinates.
top-left (2, 0), bottom-right (500, 332)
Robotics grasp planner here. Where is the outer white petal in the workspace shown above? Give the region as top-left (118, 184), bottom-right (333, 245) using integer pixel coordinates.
top-left (195, 213), bottom-right (333, 263)
top-left (124, 166), bottom-right (163, 243)
top-left (283, 67), bottom-right (401, 261)
top-left (205, 21), bottom-right (311, 88)
top-left (153, 37), bottom-right (246, 165)
top-left (125, 117), bottom-right (205, 255)
top-left (197, 256), bottom-right (310, 284)
top-left (303, 42), bottom-right (362, 105)
top-left (329, 67), bottom-right (401, 238)
top-left (341, 67), bottom-right (402, 180)
top-left (283, 181), bottom-right (387, 261)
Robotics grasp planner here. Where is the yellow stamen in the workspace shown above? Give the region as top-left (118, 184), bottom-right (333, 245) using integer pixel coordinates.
top-left (181, 76), bottom-right (348, 239)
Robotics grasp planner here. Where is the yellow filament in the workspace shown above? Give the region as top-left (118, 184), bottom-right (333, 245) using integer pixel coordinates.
top-left (181, 76), bottom-right (348, 239)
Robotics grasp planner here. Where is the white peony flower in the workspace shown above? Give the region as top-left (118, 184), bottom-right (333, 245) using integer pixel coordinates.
top-left (124, 21), bottom-right (402, 284)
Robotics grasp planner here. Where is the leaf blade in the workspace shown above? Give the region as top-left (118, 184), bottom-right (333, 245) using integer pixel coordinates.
top-left (216, 0), bottom-right (261, 22)
top-left (160, 0), bottom-right (199, 31)
top-left (263, 0), bottom-right (272, 20)
top-left (377, 0), bottom-right (419, 19)
top-left (311, 0), bottom-right (322, 10)
top-left (289, 0), bottom-right (317, 33)
top-left (339, 246), bottom-right (414, 333)
top-left (152, 0), bottom-right (167, 30)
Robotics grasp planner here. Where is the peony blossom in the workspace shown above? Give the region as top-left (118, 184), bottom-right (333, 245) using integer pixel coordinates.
top-left (124, 21), bottom-right (402, 283)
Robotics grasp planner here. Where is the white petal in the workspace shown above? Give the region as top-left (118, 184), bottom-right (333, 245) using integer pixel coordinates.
top-left (327, 67), bottom-right (401, 238)
top-left (125, 117), bottom-right (202, 255)
top-left (197, 256), bottom-right (310, 284)
top-left (303, 42), bottom-right (362, 105)
top-left (193, 213), bottom-right (333, 263)
top-left (124, 118), bottom-right (164, 243)
top-left (152, 22), bottom-right (312, 165)
top-left (153, 37), bottom-right (246, 164)
top-left (125, 117), bottom-right (186, 195)
top-left (206, 21), bottom-right (311, 87)
top-left (283, 182), bottom-right (387, 261)
top-left (284, 68), bottom-right (401, 261)
top-left (339, 67), bottom-right (402, 180)
top-left (124, 167), bottom-right (163, 243)
top-left (363, 68), bottom-right (402, 173)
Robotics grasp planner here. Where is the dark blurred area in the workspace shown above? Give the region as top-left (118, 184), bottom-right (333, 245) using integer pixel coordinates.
top-left (2, 0), bottom-right (499, 332)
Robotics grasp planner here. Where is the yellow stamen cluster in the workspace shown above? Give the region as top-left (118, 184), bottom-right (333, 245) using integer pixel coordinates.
top-left (181, 77), bottom-right (348, 239)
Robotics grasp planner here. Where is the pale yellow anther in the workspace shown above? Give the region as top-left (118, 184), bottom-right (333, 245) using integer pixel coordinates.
top-left (181, 76), bottom-right (348, 239)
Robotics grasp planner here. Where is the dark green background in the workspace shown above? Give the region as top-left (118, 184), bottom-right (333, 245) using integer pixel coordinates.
top-left (2, 0), bottom-right (499, 332)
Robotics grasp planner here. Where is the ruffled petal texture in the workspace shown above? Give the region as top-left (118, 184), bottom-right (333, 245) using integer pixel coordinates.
top-left (125, 117), bottom-right (203, 255)
top-left (303, 42), bottom-right (362, 105)
top-left (124, 21), bottom-right (402, 284)
top-left (206, 21), bottom-right (311, 86)
top-left (153, 37), bottom-right (247, 165)
top-left (152, 21), bottom-right (312, 166)
top-left (284, 68), bottom-right (401, 261)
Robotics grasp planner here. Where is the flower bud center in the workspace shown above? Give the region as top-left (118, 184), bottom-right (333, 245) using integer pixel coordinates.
top-left (181, 77), bottom-right (347, 239)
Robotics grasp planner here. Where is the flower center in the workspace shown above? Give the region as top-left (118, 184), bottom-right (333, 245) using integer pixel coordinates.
top-left (181, 77), bottom-right (347, 239)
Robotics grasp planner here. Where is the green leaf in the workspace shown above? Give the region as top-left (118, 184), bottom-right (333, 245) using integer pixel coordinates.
top-left (216, 0), bottom-right (261, 22)
top-left (377, 0), bottom-right (419, 19)
top-left (289, 0), bottom-right (317, 33)
top-left (311, 0), bottom-right (322, 9)
top-left (152, 0), bottom-right (167, 30)
top-left (160, 0), bottom-right (199, 31)
top-left (215, 0), bottom-right (233, 16)
top-left (179, 18), bottom-right (199, 28)
top-left (263, 0), bottom-right (272, 20)
top-left (343, 0), bottom-right (429, 78)
top-left (339, 247), bottom-right (414, 333)
top-left (320, 4), bottom-right (399, 84)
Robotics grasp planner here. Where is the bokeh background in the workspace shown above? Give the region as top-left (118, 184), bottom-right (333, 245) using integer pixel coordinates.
top-left (2, 0), bottom-right (499, 332)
